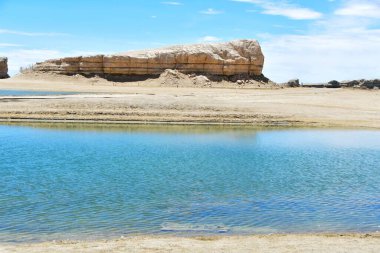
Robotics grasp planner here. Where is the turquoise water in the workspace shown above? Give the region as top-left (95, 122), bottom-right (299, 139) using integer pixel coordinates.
top-left (0, 89), bottom-right (77, 96)
top-left (0, 124), bottom-right (380, 242)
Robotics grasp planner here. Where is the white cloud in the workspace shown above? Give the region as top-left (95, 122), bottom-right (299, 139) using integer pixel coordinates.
top-left (0, 49), bottom-right (62, 75)
top-left (0, 29), bottom-right (68, 37)
top-left (200, 8), bottom-right (224, 15)
top-left (260, 20), bottom-right (380, 82)
top-left (199, 36), bottom-right (222, 42)
top-left (232, 0), bottom-right (322, 20)
top-left (262, 7), bottom-right (322, 20)
top-left (161, 1), bottom-right (183, 5)
top-left (0, 43), bottom-right (22, 47)
top-left (0, 49), bottom-right (104, 76)
top-left (231, 0), bottom-right (379, 82)
top-left (335, 1), bottom-right (380, 19)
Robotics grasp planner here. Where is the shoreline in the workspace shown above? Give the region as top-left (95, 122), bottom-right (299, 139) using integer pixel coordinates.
top-left (2, 76), bottom-right (380, 129)
top-left (1, 233), bottom-right (380, 253)
top-left (0, 118), bottom-right (314, 127)
top-left (1, 82), bottom-right (379, 128)
top-left (1, 119), bottom-right (380, 131)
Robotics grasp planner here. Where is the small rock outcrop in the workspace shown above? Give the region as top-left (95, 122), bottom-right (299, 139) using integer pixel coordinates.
top-left (31, 40), bottom-right (265, 78)
top-left (286, 79), bottom-right (300, 87)
top-left (326, 80), bottom-right (341, 88)
top-left (340, 80), bottom-right (359, 87)
top-left (287, 78), bottom-right (379, 89)
top-left (0, 57), bottom-right (9, 79)
top-left (333, 79), bottom-right (379, 89)
top-left (360, 79), bottom-right (380, 89)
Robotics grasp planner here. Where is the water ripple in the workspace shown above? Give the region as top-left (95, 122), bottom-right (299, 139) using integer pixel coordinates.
top-left (0, 125), bottom-right (380, 242)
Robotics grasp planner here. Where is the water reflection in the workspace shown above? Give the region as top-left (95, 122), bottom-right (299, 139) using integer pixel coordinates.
top-left (0, 89), bottom-right (78, 96)
top-left (0, 124), bottom-right (379, 242)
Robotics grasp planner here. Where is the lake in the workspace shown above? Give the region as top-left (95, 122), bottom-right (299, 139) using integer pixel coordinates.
top-left (0, 124), bottom-right (379, 242)
top-left (0, 89), bottom-right (78, 96)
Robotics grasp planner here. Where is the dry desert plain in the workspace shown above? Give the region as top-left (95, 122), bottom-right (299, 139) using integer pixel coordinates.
top-left (0, 74), bottom-right (379, 129)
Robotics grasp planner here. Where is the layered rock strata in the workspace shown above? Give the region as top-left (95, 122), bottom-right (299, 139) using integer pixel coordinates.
top-left (32, 40), bottom-right (264, 77)
top-left (0, 57), bottom-right (9, 79)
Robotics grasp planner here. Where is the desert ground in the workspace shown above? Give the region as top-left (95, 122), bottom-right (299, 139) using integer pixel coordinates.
top-left (0, 74), bottom-right (379, 129)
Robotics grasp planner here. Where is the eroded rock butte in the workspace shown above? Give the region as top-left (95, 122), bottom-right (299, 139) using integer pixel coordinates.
top-left (32, 40), bottom-right (264, 78)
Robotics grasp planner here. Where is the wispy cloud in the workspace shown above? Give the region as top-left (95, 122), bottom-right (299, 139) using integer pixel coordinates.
top-left (260, 8), bottom-right (380, 82)
top-left (262, 32), bottom-right (380, 82)
top-left (0, 49), bottom-right (63, 75)
top-left (199, 36), bottom-right (222, 42)
top-left (0, 49), bottom-right (106, 76)
top-left (200, 8), bottom-right (224, 15)
top-left (161, 1), bottom-right (183, 6)
top-left (335, 0), bottom-right (380, 19)
top-left (232, 0), bottom-right (322, 20)
top-left (0, 29), bottom-right (69, 37)
top-left (246, 0), bottom-right (380, 82)
top-left (0, 43), bottom-right (22, 47)
top-left (262, 7), bottom-right (322, 20)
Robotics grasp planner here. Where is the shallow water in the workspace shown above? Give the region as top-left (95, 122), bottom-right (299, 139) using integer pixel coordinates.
top-left (0, 124), bottom-right (379, 242)
top-left (0, 89), bottom-right (77, 96)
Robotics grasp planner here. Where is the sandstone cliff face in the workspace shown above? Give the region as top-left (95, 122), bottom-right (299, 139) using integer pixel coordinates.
top-left (0, 57), bottom-right (9, 79)
top-left (32, 40), bottom-right (264, 77)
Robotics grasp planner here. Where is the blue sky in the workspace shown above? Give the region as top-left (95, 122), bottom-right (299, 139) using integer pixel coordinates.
top-left (0, 0), bottom-right (379, 82)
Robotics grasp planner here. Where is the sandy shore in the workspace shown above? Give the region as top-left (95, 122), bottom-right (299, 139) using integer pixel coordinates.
top-left (1, 234), bottom-right (380, 253)
top-left (1, 77), bottom-right (380, 128)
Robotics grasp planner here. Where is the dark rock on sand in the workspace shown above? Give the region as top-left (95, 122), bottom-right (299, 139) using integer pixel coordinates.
top-left (360, 79), bottom-right (380, 89)
top-left (0, 57), bottom-right (9, 79)
top-left (286, 79), bottom-right (300, 87)
top-left (325, 80), bottom-right (341, 88)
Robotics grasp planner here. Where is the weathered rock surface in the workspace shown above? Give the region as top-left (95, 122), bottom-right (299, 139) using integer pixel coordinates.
top-left (286, 79), bottom-right (300, 87)
top-left (289, 79), bottom-right (379, 89)
top-left (31, 40), bottom-right (264, 78)
top-left (330, 79), bottom-right (380, 89)
top-left (340, 80), bottom-right (360, 87)
top-left (326, 80), bottom-right (341, 88)
top-left (359, 79), bottom-right (380, 89)
top-left (0, 57), bottom-right (9, 79)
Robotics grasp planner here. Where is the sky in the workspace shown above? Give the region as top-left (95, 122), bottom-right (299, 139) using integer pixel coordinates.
top-left (0, 0), bottom-right (379, 82)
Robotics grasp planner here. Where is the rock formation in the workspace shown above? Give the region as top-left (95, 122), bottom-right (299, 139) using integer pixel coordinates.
top-left (326, 80), bottom-right (341, 88)
top-left (286, 79), bottom-right (300, 87)
top-left (287, 79), bottom-right (380, 89)
top-left (31, 40), bottom-right (264, 78)
top-left (0, 57), bottom-right (9, 79)
top-left (338, 79), bottom-right (380, 89)
top-left (324, 79), bottom-right (380, 89)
